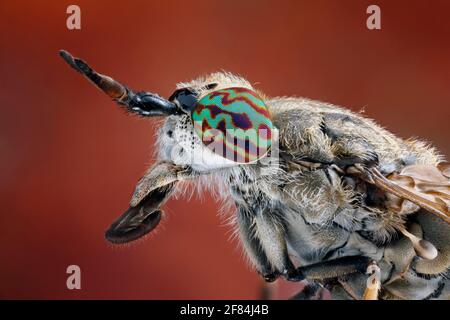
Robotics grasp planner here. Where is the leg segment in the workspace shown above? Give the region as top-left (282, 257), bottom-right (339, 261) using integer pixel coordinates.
top-left (296, 256), bottom-right (371, 280)
top-left (236, 207), bottom-right (279, 282)
top-left (363, 261), bottom-right (381, 300)
top-left (290, 281), bottom-right (329, 300)
top-left (236, 205), bottom-right (301, 282)
top-left (253, 210), bottom-right (300, 281)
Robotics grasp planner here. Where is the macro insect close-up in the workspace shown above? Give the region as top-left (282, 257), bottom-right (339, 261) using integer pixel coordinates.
top-left (59, 49), bottom-right (450, 300)
top-left (3, 1), bottom-right (450, 308)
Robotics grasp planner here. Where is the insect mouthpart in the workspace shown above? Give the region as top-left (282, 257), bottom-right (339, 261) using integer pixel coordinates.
top-left (105, 183), bottom-right (175, 244)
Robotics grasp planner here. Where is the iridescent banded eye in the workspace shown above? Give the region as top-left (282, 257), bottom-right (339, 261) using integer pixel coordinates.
top-left (192, 87), bottom-right (273, 163)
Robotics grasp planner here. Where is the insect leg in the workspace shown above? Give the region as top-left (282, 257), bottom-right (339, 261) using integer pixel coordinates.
top-left (362, 261), bottom-right (381, 300)
top-left (252, 209), bottom-right (302, 281)
top-left (290, 282), bottom-right (329, 300)
top-left (296, 256), bottom-right (371, 281)
top-left (234, 191), bottom-right (302, 281)
top-left (236, 206), bottom-right (280, 282)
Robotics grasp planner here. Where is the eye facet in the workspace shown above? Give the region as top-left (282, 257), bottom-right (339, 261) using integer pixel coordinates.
top-left (192, 87), bottom-right (273, 163)
top-left (169, 88), bottom-right (198, 113)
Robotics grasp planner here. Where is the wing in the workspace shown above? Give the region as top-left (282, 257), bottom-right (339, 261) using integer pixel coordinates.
top-left (367, 163), bottom-right (450, 224)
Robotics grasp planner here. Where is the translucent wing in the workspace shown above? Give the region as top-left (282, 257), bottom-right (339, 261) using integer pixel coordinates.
top-left (368, 163), bottom-right (450, 224)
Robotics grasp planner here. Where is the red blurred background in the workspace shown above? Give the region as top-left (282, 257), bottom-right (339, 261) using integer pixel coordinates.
top-left (0, 0), bottom-right (449, 299)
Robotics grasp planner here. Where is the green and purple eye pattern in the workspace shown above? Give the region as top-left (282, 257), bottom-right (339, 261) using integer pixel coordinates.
top-left (192, 87), bottom-right (273, 163)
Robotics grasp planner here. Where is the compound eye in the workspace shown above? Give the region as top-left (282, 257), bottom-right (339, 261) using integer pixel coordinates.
top-left (169, 88), bottom-right (198, 113)
top-left (192, 87), bottom-right (274, 164)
